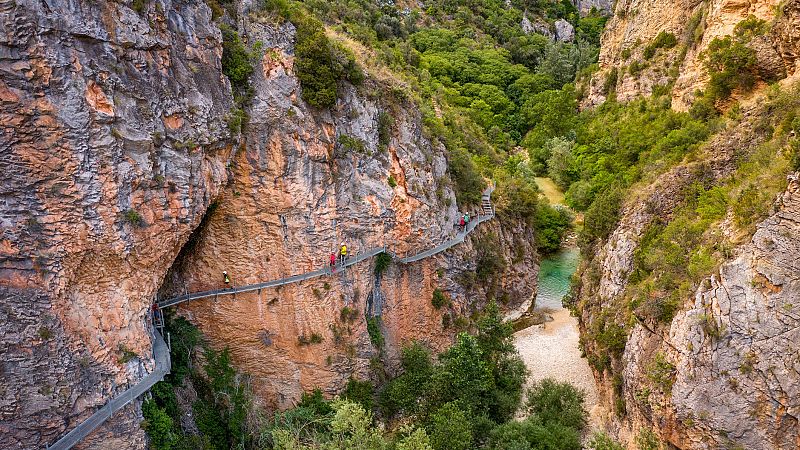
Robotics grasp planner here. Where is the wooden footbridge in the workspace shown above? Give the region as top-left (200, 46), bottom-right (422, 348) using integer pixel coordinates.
top-left (49, 185), bottom-right (494, 449)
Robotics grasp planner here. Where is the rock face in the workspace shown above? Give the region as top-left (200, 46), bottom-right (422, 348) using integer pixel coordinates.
top-left (1, 1), bottom-right (540, 447)
top-left (584, 0), bottom-right (800, 109)
top-left (158, 16), bottom-right (539, 409)
top-left (521, 12), bottom-right (553, 39)
top-left (0, 0), bottom-right (234, 447)
top-left (575, 0), bottom-right (614, 15)
top-left (572, 94), bottom-right (800, 447)
top-left (554, 19), bottom-right (575, 43)
top-left (664, 173), bottom-right (800, 448)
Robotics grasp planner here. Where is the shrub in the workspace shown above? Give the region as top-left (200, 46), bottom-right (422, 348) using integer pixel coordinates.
top-left (298, 332), bottom-right (324, 346)
top-left (378, 111), bottom-right (394, 151)
top-left (431, 289), bottom-right (447, 309)
top-left (226, 107), bottom-right (247, 134)
top-left (340, 306), bottom-right (359, 323)
top-left (597, 322), bottom-right (627, 357)
top-left (427, 402), bottom-right (473, 450)
top-left (221, 25), bottom-right (254, 93)
top-left (579, 185), bottom-right (622, 248)
top-left (339, 134), bottom-right (367, 154)
top-left (495, 176), bottom-right (540, 222)
top-left (475, 232), bottom-right (506, 281)
top-left (646, 352), bottom-right (676, 392)
top-left (374, 252), bottom-right (392, 276)
top-left (142, 399), bottom-right (178, 449)
top-left (123, 209), bottom-right (144, 227)
top-left (486, 416), bottom-right (582, 450)
top-left (695, 186), bottom-right (728, 220)
top-left (527, 378), bottom-right (587, 430)
top-left (292, 11), bottom-right (363, 108)
top-left (643, 31), bottom-right (677, 59)
top-left (535, 204), bottom-right (572, 253)
top-left (703, 16), bottom-right (768, 102)
top-left (636, 428), bottom-right (662, 450)
top-left (387, 175), bottom-right (398, 188)
top-left (441, 314), bottom-right (451, 329)
top-left (447, 146), bottom-right (485, 206)
top-left (588, 432), bottom-right (625, 450)
top-left (602, 67), bottom-right (618, 95)
top-left (38, 326), bottom-right (53, 340)
top-left (733, 184), bottom-right (770, 230)
top-left (131, 0), bottom-right (146, 14)
top-left (367, 316), bottom-right (384, 349)
top-left (118, 344), bottom-right (138, 364)
top-left (342, 378), bottom-right (374, 412)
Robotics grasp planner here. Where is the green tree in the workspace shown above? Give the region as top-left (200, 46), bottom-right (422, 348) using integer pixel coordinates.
top-left (142, 399), bottom-right (178, 450)
top-left (427, 402), bottom-right (473, 450)
top-left (526, 378), bottom-right (587, 430)
top-left (448, 146), bottom-right (486, 206)
top-left (396, 427), bottom-right (434, 450)
top-left (343, 378), bottom-right (374, 412)
top-left (545, 137), bottom-right (577, 190)
top-left (535, 204), bottom-right (572, 254)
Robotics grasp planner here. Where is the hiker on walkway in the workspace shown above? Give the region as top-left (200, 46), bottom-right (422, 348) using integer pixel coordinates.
top-left (459, 215), bottom-right (466, 232)
top-left (223, 271), bottom-right (231, 286)
top-left (340, 242), bottom-right (348, 265)
top-left (464, 212), bottom-right (470, 227)
top-left (330, 252), bottom-right (337, 271)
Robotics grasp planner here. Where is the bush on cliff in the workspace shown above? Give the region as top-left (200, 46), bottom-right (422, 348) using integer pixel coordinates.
top-left (703, 16), bottom-right (769, 102)
top-left (221, 25), bottom-right (254, 94)
top-left (263, 1), bottom-right (363, 108)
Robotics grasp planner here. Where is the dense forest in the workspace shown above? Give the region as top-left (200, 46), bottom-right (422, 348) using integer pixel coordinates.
top-left (141, 0), bottom-right (800, 448)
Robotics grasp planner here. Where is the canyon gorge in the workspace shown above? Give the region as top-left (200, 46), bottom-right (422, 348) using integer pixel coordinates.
top-left (2, 0), bottom-right (799, 448)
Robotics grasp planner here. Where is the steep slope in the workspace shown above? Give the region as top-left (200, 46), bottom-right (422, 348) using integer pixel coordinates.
top-left (584, 0), bottom-right (800, 109)
top-left (573, 65), bottom-right (800, 449)
top-left (2, 0), bottom-right (543, 447)
top-left (157, 13), bottom-right (538, 409)
top-left (0, 0), bottom-right (236, 447)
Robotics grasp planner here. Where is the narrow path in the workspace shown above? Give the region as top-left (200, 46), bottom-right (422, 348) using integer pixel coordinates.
top-left (50, 185), bottom-right (495, 448)
top-left (48, 330), bottom-right (170, 450)
top-left (158, 185), bottom-right (494, 309)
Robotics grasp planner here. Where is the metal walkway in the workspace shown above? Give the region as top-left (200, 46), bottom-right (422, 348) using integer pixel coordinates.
top-left (158, 184), bottom-right (495, 309)
top-left (48, 330), bottom-right (170, 450)
top-left (50, 184), bottom-right (494, 449)
top-left (157, 246), bottom-right (387, 308)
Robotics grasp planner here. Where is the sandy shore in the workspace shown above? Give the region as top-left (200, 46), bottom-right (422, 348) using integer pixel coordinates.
top-left (514, 308), bottom-right (605, 431)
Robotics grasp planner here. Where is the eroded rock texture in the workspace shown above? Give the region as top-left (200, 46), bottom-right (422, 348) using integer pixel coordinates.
top-left (159, 16), bottom-right (538, 409)
top-left (0, 0), bottom-right (233, 447)
top-left (583, 0), bottom-right (800, 109)
top-left (573, 98), bottom-right (800, 448)
top-left (2, 1), bottom-right (539, 447)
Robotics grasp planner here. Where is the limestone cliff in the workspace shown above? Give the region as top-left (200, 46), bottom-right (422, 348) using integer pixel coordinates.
top-left (0, 0), bottom-right (236, 447)
top-left (572, 83), bottom-right (800, 447)
top-left (1, 0), bottom-right (539, 447)
top-left (584, 0), bottom-right (800, 109)
top-left (158, 12), bottom-right (538, 410)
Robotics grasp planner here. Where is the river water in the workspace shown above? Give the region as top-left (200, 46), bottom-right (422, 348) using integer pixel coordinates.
top-left (513, 247), bottom-right (603, 428)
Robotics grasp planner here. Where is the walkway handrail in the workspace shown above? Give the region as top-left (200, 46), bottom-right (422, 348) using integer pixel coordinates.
top-left (53, 183), bottom-right (495, 449)
top-left (48, 330), bottom-right (170, 450)
top-left (158, 184), bottom-right (495, 309)
top-left (157, 246), bottom-right (387, 309)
